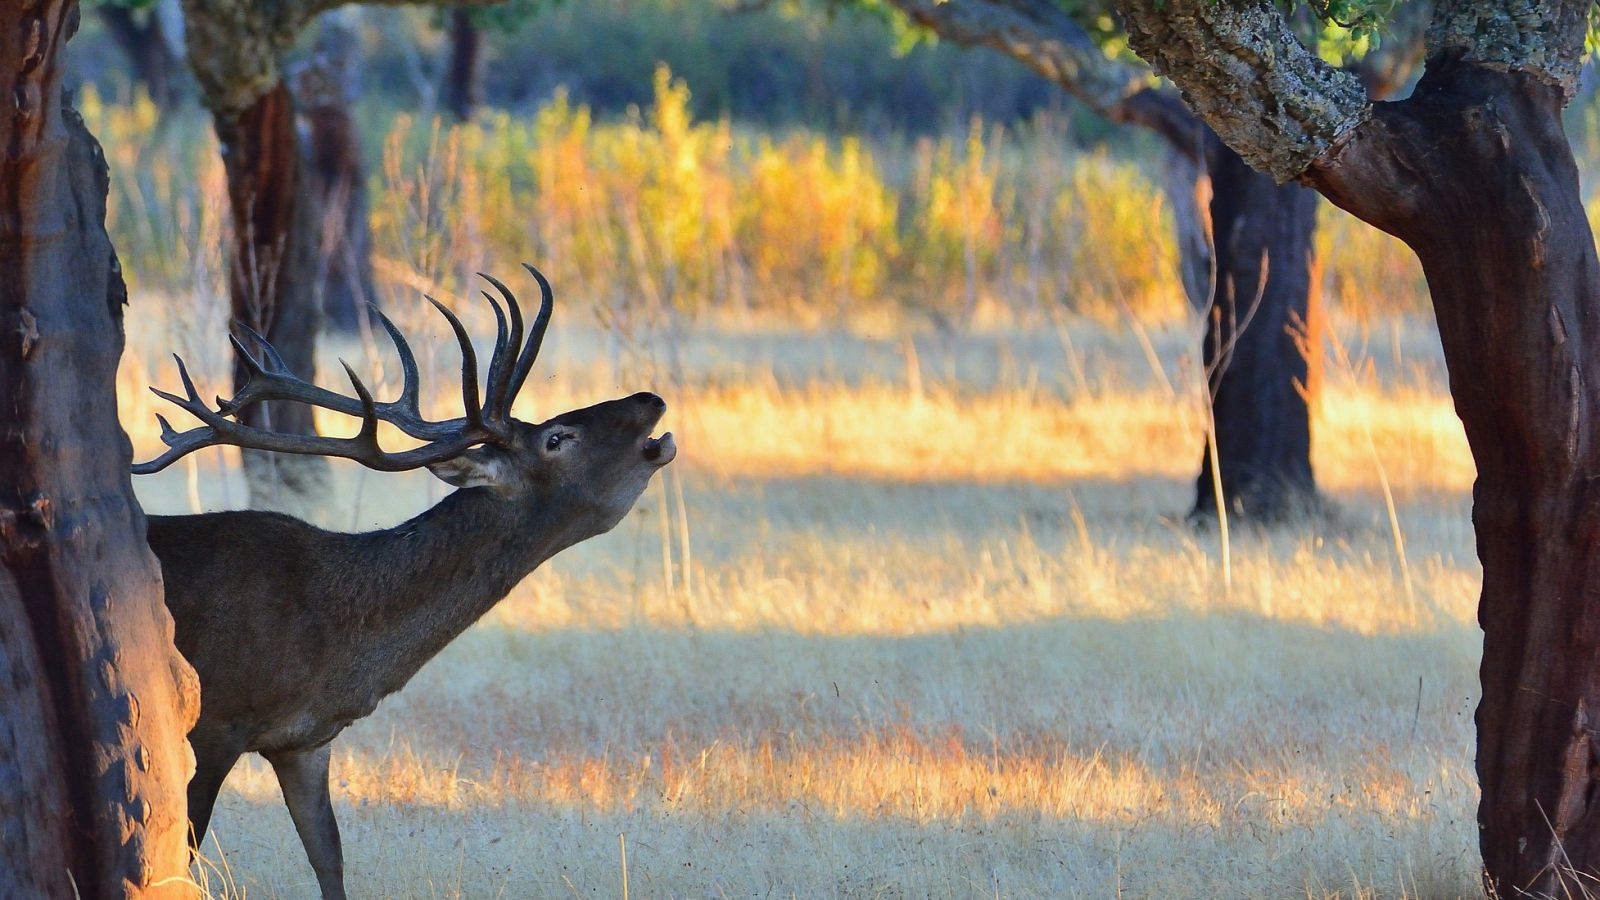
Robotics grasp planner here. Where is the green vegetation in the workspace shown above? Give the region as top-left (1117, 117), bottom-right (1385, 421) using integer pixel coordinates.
top-left (83, 69), bottom-right (1435, 332)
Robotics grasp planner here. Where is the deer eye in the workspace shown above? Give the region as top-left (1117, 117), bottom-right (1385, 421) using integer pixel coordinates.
top-left (546, 433), bottom-right (563, 451)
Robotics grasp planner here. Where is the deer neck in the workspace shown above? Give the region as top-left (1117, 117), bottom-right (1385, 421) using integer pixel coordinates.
top-left (350, 487), bottom-right (583, 670)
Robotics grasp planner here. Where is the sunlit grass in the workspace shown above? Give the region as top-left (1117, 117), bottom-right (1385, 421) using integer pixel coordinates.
top-left (121, 303), bottom-right (1486, 898)
top-left (75, 59), bottom-right (1501, 898)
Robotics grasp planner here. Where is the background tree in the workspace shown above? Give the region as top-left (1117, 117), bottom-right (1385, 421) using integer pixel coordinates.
top-left (443, 7), bottom-right (485, 122)
top-left (93, 0), bottom-right (185, 108)
top-left (177, 0), bottom-right (500, 512)
top-left (1112, 0), bottom-right (1600, 892)
top-left (292, 11), bottom-right (376, 332)
top-left (438, 2), bottom-right (546, 123)
top-left (871, 0), bottom-right (1424, 522)
top-left (0, 1), bottom-right (200, 895)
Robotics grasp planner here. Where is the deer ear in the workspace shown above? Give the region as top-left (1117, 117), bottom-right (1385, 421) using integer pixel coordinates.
top-left (426, 447), bottom-right (510, 488)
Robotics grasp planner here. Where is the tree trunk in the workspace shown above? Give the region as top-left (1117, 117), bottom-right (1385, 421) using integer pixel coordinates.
top-left (295, 14), bottom-right (375, 333)
top-left (873, 1), bottom-right (1328, 523)
top-left (442, 8), bottom-right (483, 124)
top-left (1313, 61), bottom-right (1600, 898)
top-left (1116, 0), bottom-right (1599, 889)
top-left (1193, 138), bottom-right (1321, 521)
top-left (213, 81), bottom-right (328, 514)
top-left (95, 4), bottom-right (181, 108)
top-left (0, 4), bottom-right (200, 895)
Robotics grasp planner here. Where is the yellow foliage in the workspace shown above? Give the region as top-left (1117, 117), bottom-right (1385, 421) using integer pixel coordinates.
top-left (411, 82), bottom-right (1189, 324)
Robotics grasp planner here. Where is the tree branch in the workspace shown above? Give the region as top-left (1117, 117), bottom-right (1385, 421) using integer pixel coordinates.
top-left (182, 0), bottom-right (506, 117)
top-left (1425, 0), bottom-right (1590, 100)
top-left (1115, 0), bottom-right (1371, 183)
top-left (885, 0), bottom-right (1142, 112)
top-left (882, 0), bottom-right (1204, 157)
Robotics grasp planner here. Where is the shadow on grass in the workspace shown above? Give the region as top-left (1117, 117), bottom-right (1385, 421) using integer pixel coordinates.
top-left (194, 607), bottom-right (1485, 898)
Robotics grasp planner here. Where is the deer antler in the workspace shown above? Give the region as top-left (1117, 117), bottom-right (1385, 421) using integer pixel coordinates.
top-left (132, 265), bottom-right (556, 475)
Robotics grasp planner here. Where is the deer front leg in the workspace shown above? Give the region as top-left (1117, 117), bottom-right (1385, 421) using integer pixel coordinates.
top-left (187, 727), bottom-right (246, 853)
top-left (265, 744), bottom-right (347, 900)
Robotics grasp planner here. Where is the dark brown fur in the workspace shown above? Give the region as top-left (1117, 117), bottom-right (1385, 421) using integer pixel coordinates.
top-left (149, 392), bottom-right (675, 899)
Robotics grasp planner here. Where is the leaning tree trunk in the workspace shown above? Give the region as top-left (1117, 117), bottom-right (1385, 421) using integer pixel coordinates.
top-left (213, 81), bottom-right (329, 513)
top-left (1193, 139), bottom-right (1321, 522)
top-left (1317, 63), bottom-right (1600, 897)
top-left (1286, 46), bottom-right (1600, 900)
top-left (0, 3), bottom-right (200, 895)
top-left (442, 8), bottom-right (483, 124)
top-left (1116, 0), bottom-right (1595, 889)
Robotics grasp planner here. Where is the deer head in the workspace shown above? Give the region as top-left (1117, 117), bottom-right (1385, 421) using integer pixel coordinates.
top-left (134, 263), bottom-right (676, 539)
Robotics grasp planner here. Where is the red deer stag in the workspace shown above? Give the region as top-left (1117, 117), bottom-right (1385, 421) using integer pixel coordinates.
top-left (135, 265), bottom-right (675, 899)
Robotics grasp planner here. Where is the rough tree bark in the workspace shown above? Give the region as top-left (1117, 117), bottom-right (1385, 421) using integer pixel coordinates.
top-left (0, 2), bottom-right (200, 895)
top-left (1116, 0), bottom-right (1600, 892)
top-left (442, 8), bottom-right (483, 124)
top-left (882, 0), bottom-right (1326, 521)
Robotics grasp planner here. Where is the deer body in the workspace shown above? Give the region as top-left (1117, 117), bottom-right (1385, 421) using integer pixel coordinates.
top-left (152, 486), bottom-right (580, 749)
top-left (134, 268), bottom-right (674, 899)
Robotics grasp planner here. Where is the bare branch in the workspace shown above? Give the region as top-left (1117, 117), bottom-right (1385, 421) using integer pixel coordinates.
top-left (881, 0), bottom-right (1203, 156)
top-left (883, 0), bottom-right (1145, 114)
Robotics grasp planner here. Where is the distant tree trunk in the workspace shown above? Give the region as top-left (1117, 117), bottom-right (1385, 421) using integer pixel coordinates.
top-left (294, 13), bottom-right (375, 333)
top-left (95, 4), bottom-right (181, 107)
top-left (1192, 139), bottom-right (1321, 521)
top-left (0, 3), bottom-right (200, 895)
top-left (1121, 94), bottom-right (1321, 521)
top-left (872, 3), bottom-right (1331, 523)
top-left (213, 81), bottom-right (329, 513)
top-left (442, 8), bottom-right (483, 123)
top-left (1105, 91), bottom-right (1324, 521)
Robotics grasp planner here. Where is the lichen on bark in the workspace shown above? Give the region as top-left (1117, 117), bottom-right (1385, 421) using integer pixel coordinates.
top-left (1116, 0), bottom-right (1371, 182)
top-left (1426, 0), bottom-right (1590, 99)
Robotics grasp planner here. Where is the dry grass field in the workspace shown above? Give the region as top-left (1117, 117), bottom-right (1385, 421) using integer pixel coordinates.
top-left (121, 299), bottom-right (1485, 899)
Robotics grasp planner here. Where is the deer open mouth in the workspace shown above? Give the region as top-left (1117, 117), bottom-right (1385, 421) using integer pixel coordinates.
top-left (643, 432), bottom-right (676, 465)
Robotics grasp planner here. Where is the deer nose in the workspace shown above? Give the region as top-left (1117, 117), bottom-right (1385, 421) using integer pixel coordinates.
top-left (632, 392), bottom-right (665, 411)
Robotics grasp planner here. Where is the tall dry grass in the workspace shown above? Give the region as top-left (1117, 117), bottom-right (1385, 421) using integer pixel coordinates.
top-left (84, 77), bottom-right (1516, 898)
top-left (120, 302), bottom-right (1485, 898)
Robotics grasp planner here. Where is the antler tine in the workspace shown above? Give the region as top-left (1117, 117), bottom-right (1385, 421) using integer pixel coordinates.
top-left (221, 326), bottom-right (363, 419)
top-left (479, 289), bottom-right (511, 421)
top-left (132, 273), bottom-right (550, 477)
top-left (507, 263), bottom-right (554, 400)
top-left (133, 353), bottom-right (500, 476)
top-left (425, 295), bottom-right (488, 434)
top-left (338, 359), bottom-right (382, 449)
top-left (367, 303), bottom-right (422, 414)
top-left (233, 321), bottom-right (290, 374)
top-left (478, 272), bottom-right (526, 419)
